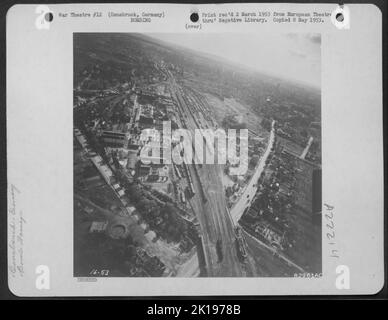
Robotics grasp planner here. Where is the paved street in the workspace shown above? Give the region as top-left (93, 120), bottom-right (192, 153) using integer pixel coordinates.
top-left (230, 121), bottom-right (275, 224)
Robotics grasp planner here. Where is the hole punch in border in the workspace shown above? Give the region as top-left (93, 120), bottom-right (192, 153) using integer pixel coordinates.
top-left (331, 4), bottom-right (350, 29)
top-left (190, 11), bottom-right (199, 23)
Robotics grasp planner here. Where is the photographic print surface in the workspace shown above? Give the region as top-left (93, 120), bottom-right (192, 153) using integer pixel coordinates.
top-left (73, 33), bottom-right (321, 278)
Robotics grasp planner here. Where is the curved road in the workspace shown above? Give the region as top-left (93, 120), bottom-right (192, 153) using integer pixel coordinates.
top-left (231, 121), bottom-right (275, 224)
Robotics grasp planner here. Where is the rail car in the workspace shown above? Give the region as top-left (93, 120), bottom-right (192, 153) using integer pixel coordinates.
top-left (235, 226), bottom-right (248, 261)
top-left (174, 164), bottom-right (182, 179)
top-left (216, 239), bottom-right (223, 263)
top-left (187, 182), bottom-right (196, 197)
top-left (180, 189), bottom-right (186, 203)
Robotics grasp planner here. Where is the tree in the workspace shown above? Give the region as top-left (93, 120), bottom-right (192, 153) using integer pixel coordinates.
top-left (222, 114), bottom-right (247, 130)
top-left (227, 186), bottom-right (235, 198)
top-left (126, 184), bottom-right (142, 203)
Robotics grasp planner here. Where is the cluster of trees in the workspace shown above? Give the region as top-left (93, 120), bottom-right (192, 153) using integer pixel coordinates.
top-left (124, 183), bottom-right (188, 244)
top-left (249, 155), bottom-right (260, 170)
top-left (221, 114), bottom-right (247, 130)
top-left (261, 118), bottom-right (272, 131)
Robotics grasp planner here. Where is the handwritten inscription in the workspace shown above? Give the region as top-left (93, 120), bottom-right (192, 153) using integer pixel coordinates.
top-left (8, 184), bottom-right (26, 278)
top-left (324, 203), bottom-right (339, 259)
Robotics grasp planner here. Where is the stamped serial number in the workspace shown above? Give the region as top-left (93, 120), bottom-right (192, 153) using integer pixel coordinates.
top-left (294, 272), bottom-right (322, 278)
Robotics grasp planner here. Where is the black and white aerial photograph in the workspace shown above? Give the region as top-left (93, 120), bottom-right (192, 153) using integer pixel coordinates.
top-left (73, 33), bottom-right (322, 278)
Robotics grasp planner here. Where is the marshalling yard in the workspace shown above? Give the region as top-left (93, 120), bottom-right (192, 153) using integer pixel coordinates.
top-left (73, 33), bottom-right (321, 277)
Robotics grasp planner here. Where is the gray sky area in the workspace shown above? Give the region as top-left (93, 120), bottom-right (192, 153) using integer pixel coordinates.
top-left (149, 33), bottom-right (321, 88)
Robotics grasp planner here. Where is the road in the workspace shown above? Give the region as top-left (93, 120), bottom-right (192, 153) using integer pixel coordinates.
top-left (300, 136), bottom-right (313, 160)
top-left (230, 121), bottom-right (275, 224)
